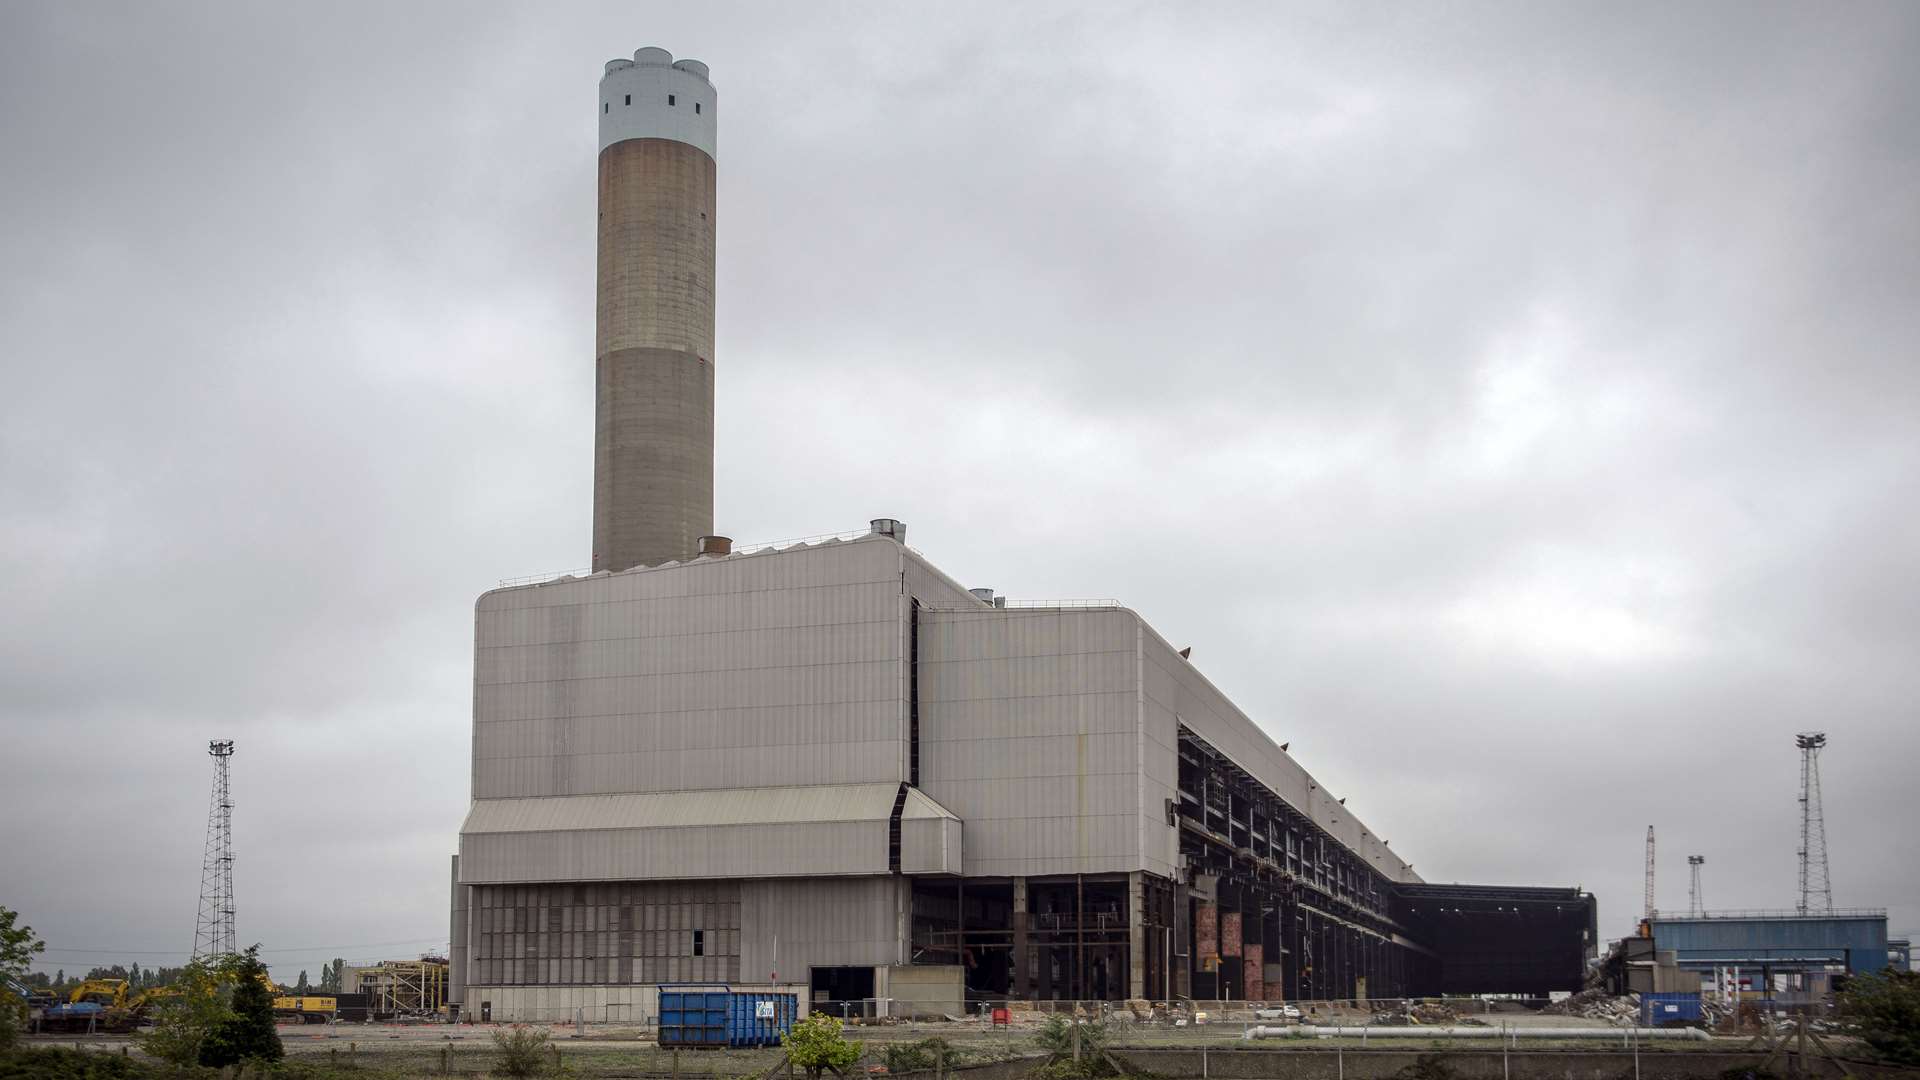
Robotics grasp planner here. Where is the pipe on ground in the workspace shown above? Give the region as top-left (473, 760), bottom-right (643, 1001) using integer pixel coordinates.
top-left (1243, 1025), bottom-right (1711, 1042)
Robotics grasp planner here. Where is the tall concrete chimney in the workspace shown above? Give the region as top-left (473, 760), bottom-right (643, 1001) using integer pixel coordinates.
top-left (593, 48), bottom-right (716, 572)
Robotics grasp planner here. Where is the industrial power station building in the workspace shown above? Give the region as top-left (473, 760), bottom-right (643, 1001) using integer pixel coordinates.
top-left (447, 47), bottom-right (1595, 1023)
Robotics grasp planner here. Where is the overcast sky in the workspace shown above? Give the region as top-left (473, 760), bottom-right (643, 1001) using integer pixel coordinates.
top-left (2, 1), bottom-right (1915, 984)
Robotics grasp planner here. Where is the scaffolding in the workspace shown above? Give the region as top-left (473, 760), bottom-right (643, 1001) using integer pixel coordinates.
top-left (342, 958), bottom-right (448, 1017)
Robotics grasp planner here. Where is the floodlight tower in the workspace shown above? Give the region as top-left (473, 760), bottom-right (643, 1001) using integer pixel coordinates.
top-left (1644, 826), bottom-right (1656, 918)
top-left (192, 740), bottom-right (237, 960)
top-left (1796, 732), bottom-right (1833, 915)
top-left (592, 47), bottom-right (717, 573)
top-left (1688, 855), bottom-right (1705, 916)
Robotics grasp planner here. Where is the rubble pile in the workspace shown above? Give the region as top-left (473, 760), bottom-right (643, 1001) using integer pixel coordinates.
top-left (1544, 989), bottom-right (1640, 1025)
top-left (1365, 1001), bottom-right (1489, 1027)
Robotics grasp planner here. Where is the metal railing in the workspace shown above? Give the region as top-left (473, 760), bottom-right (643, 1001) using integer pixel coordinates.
top-left (1651, 907), bottom-right (1887, 921)
top-left (494, 528), bottom-right (912, 589)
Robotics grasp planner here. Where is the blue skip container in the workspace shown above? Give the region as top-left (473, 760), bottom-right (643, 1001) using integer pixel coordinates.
top-left (658, 985), bottom-right (799, 1048)
top-left (727, 991), bottom-right (798, 1048)
top-left (658, 984), bottom-right (731, 1047)
top-left (1641, 992), bottom-right (1704, 1024)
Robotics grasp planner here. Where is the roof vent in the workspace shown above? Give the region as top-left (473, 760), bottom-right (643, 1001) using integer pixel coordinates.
top-left (993, 596), bottom-right (1007, 608)
top-left (968, 588), bottom-right (995, 603)
top-left (698, 535), bottom-right (732, 557)
top-left (869, 518), bottom-right (907, 543)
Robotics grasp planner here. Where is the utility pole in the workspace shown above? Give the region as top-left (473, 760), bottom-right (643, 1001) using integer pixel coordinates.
top-left (1795, 733), bottom-right (1832, 915)
top-left (1643, 826), bottom-right (1656, 919)
top-left (192, 740), bottom-right (237, 961)
top-left (1688, 856), bottom-right (1705, 916)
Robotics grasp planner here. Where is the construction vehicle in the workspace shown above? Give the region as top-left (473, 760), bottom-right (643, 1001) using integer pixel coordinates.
top-left (271, 991), bottom-right (338, 1023)
top-left (67, 978), bottom-right (131, 1008)
top-left (36, 980), bottom-right (185, 1033)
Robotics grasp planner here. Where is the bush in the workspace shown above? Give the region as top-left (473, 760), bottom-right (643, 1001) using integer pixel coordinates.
top-left (1031, 1057), bottom-right (1118, 1080)
top-left (0, 1047), bottom-right (150, 1080)
top-left (883, 1037), bottom-right (961, 1073)
top-left (782, 1014), bottom-right (863, 1080)
top-left (1839, 969), bottom-right (1920, 1066)
top-left (0, 993), bottom-right (21, 1053)
top-left (492, 1024), bottom-right (554, 1078)
top-left (198, 948), bottom-right (282, 1068)
top-left (1034, 1014), bottom-right (1107, 1055)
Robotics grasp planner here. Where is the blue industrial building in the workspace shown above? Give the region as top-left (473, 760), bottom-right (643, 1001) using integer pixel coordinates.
top-left (1648, 909), bottom-right (1890, 987)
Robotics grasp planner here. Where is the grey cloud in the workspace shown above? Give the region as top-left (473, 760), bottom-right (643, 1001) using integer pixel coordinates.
top-left (2, 1), bottom-right (1915, 979)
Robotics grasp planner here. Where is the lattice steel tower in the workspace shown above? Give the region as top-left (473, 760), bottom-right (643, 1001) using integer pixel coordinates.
top-left (1688, 855), bottom-right (1705, 916)
top-left (192, 740), bottom-right (237, 960)
top-left (1795, 732), bottom-right (1832, 915)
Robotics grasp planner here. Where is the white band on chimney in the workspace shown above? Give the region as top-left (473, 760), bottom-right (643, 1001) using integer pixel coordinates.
top-left (599, 48), bottom-right (716, 158)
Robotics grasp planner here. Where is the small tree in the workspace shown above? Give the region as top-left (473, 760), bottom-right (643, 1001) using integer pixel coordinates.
top-left (1, 906), bottom-right (47, 1050)
top-left (295, 970), bottom-right (310, 993)
top-left (141, 953), bottom-right (244, 1066)
top-left (1839, 969), bottom-right (1920, 1066)
top-left (783, 1013), bottom-right (863, 1079)
top-left (199, 946), bottom-right (283, 1067)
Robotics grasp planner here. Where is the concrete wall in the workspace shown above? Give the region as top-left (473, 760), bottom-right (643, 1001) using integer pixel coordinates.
top-left (594, 127), bottom-right (716, 571)
top-left (881, 963), bottom-right (964, 1017)
top-left (464, 981), bottom-right (802, 1025)
top-left (1097, 1048), bottom-right (1893, 1080)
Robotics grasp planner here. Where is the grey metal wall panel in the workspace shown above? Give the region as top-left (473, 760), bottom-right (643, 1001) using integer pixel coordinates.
top-left (449, 855), bottom-right (469, 1006)
top-left (919, 608), bottom-right (1145, 877)
top-left (471, 538), bottom-right (907, 803)
top-left (739, 877), bottom-right (903, 978)
top-left (899, 816), bottom-right (958, 875)
top-left (461, 819), bottom-right (890, 882)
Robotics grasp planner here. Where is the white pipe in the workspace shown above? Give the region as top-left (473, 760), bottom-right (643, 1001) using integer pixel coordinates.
top-left (1243, 1025), bottom-right (1710, 1042)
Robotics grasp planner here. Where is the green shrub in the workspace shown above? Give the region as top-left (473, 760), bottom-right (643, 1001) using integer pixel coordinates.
top-left (883, 1036), bottom-right (962, 1073)
top-left (782, 1014), bottom-right (863, 1080)
top-left (197, 948), bottom-right (281, 1068)
top-left (1034, 1014), bottom-right (1107, 1055)
top-left (491, 1024), bottom-right (554, 1078)
top-left (0, 1047), bottom-right (150, 1080)
top-left (1839, 969), bottom-right (1920, 1066)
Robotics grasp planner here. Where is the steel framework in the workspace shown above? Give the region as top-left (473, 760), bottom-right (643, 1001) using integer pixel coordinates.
top-left (1796, 732), bottom-right (1832, 915)
top-left (1687, 855), bottom-right (1705, 916)
top-left (192, 740), bottom-right (237, 961)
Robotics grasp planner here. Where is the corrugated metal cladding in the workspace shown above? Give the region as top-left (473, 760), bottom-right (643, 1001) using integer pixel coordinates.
top-left (459, 783), bottom-right (961, 882)
top-left (468, 880), bottom-right (741, 986)
top-left (1651, 914), bottom-right (1890, 972)
top-left (462, 534), bottom-right (1409, 884)
top-left (471, 538), bottom-right (910, 801)
top-left (918, 600), bottom-right (1414, 883)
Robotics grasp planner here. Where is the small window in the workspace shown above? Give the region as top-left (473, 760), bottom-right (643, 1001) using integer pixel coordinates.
top-left (691, 929), bottom-right (705, 956)
top-left (668, 94), bottom-right (676, 106)
top-left (624, 94), bottom-right (631, 106)
top-left (695, 102), bottom-right (701, 114)
top-left (602, 103), bottom-right (608, 114)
